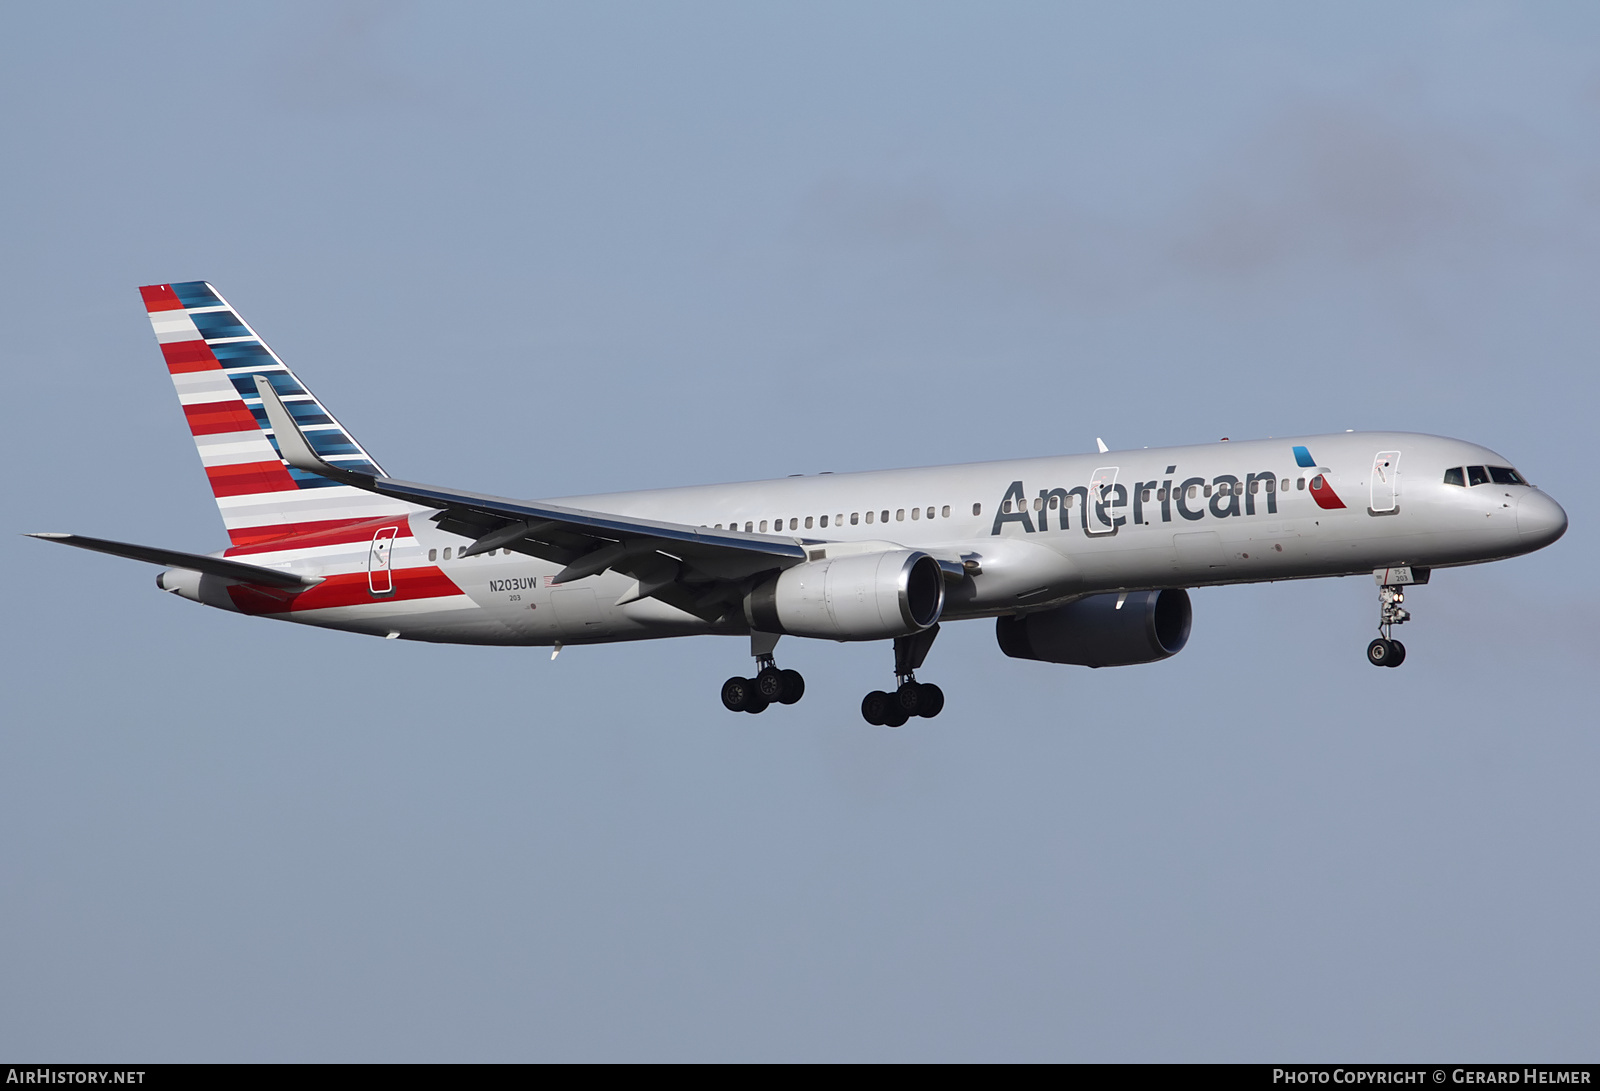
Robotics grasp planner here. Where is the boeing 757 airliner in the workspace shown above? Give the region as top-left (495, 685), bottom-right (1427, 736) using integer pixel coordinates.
top-left (31, 283), bottom-right (1568, 726)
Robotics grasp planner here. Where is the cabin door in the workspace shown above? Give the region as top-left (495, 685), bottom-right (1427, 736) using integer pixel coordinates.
top-left (367, 526), bottom-right (398, 595)
top-left (1086, 466), bottom-right (1121, 536)
top-left (1369, 451), bottom-right (1401, 515)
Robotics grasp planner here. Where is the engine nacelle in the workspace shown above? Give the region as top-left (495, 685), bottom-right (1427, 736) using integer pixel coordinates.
top-left (995, 588), bottom-right (1191, 667)
top-left (745, 550), bottom-right (945, 640)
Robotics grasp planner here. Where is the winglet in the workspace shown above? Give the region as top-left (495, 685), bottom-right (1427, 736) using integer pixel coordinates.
top-left (1096, 437), bottom-right (1109, 454)
top-left (253, 374), bottom-right (372, 488)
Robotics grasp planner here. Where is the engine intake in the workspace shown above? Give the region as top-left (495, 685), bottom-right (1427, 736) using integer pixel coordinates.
top-left (745, 550), bottom-right (945, 640)
top-left (995, 588), bottom-right (1191, 667)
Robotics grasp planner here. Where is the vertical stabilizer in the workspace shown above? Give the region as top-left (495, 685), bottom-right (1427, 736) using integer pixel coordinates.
top-left (140, 281), bottom-right (416, 548)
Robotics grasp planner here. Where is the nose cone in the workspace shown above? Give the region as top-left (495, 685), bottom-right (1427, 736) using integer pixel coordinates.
top-left (1517, 490), bottom-right (1568, 550)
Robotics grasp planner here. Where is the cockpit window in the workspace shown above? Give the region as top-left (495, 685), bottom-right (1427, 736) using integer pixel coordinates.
top-left (1467, 465), bottom-right (1489, 486)
top-left (1443, 467), bottom-right (1465, 487)
top-left (1489, 466), bottom-right (1527, 486)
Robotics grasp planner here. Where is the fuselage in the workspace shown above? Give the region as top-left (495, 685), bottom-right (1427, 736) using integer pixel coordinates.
top-left (168, 430), bottom-right (1567, 646)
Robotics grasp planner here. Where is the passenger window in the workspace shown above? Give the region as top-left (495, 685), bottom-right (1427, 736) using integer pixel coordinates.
top-left (1279, 479), bottom-right (1288, 492)
top-left (805, 516), bottom-right (813, 529)
top-left (1489, 467), bottom-right (1526, 486)
top-left (972, 503), bottom-right (981, 516)
top-left (1187, 485), bottom-right (1198, 500)
top-left (1467, 465), bottom-right (1489, 486)
top-left (943, 506), bottom-right (951, 518)
top-left (759, 520), bottom-right (768, 532)
top-left (851, 513), bottom-right (859, 525)
top-left (865, 511), bottom-right (874, 524)
top-left (428, 548), bottom-right (437, 562)
top-left (1140, 489), bottom-right (1150, 503)
top-left (836, 514), bottom-right (843, 525)
top-left (881, 510), bottom-right (889, 523)
top-left (1296, 478), bottom-right (1306, 490)
top-left (910, 507), bottom-right (919, 520)
top-left (443, 547), bottom-right (452, 560)
top-left (1443, 467), bottom-right (1465, 487)
top-left (927, 507), bottom-right (935, 519)
top-left (790, 518), bottom-right (798, 530)
top-left (1265, 478), bottom-right (1275, 493)
top-left (744, 522), bottom-right (753, 532)
top-left (1249, 480), bottom-right (1259, 494)
top-left (1203, 485), bottom-right (1213, 498)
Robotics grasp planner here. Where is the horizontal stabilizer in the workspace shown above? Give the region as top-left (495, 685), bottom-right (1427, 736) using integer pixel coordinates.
top-left (27, 533), bottom-right (322, 589)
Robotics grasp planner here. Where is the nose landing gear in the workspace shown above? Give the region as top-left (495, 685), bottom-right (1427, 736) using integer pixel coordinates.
top-left (721, 632), bottom-right (804, 713)
top-left (861, 625), bottom-right (944, 727)
top-left (1367, 567), bottom-right (1426, 668)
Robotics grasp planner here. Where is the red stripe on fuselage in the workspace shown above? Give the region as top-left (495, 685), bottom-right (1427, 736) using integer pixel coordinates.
top-left (206, 459), bottom-right (299, 498)
top-left (226, 563), bottom-right (462, 616)
top-left (139, 284), bottom-right (184, 312)
top-left (160, 339), bottom-right (220, 374)
top-left (225, 514), bottom-right (416, 555)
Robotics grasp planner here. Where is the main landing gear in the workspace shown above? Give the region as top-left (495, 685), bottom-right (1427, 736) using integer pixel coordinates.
top-left (1366, 577), bottom-right (1412, 668)
top-left (722, 632), bottom-right (805, 714)
top-left (862, 625), bottom-right (945, 727)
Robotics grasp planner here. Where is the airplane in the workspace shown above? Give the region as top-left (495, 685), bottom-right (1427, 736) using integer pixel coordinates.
top-left (30, 282), bottom-right (1568, 726)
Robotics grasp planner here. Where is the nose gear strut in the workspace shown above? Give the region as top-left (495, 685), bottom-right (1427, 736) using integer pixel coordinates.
top-left (1367, 566), bottom-right (1428, 668)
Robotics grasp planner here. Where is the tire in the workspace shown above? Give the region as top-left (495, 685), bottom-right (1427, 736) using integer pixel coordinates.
top-left (721, 676), bottom-right (751, 712)
top-left (882, 703), bottom-right (909, 728)
top-left (916, 683), bottom-right (945, 718)
top-left (1386, 639), bottom-right (1406, 667)
top-left (744, 692), bottom-right (770, 714)
top-left (778, 669), bottom-right (805, 704)
top-left (1366, 638), bottom-right (1392, 667)
top-left (755, 666), bottom-right (785, 701)
top-left (861, 690), bottom-right (891, 726)
top-left (895, 681), bottom-right (922, 716)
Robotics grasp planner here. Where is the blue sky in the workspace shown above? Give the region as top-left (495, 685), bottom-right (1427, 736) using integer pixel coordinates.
top-left (3, 2), bottom-right (1596, 1060)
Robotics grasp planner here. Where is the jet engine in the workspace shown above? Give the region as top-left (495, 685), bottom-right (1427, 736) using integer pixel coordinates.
top-left (995, 588), bottom-right (1191, 667)
top-left (744, 550), bottom-right (945, 641)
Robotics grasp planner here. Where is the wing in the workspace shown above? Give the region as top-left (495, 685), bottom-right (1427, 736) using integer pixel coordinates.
top-left (253, 376), bottom-right (809, 620)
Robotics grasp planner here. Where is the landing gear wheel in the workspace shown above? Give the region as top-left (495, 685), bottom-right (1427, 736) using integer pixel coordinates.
top-left (1386, 639), bottom-right (1406, 667)
top-left (778, 669), bottom-right (805, 705)
top-left (882, 703), bottom-right (909, 728)
top-left (916, 683), bottom-right (945, 718)
top-left (755, 666), bottom-right (786, 702)
top-left (744, 691), bottom-right (770, 714)
top-left (1366, 639), bottom-right (1394, 667)
top-left (895, 681), bottom-right (923, 716)
top-left (861, 690), bottom-right (891, 726)
top-left (721, 676), bottom-right (752, 712)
